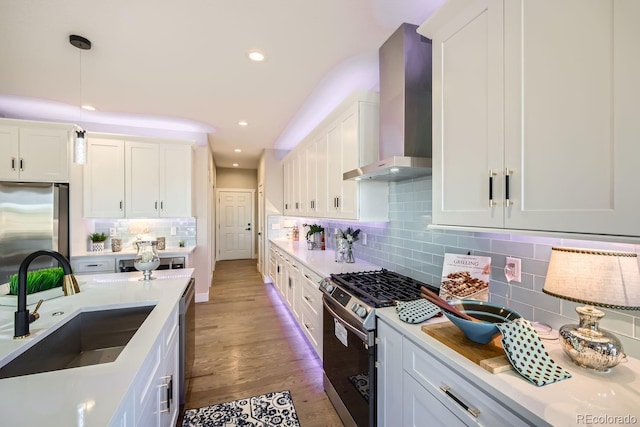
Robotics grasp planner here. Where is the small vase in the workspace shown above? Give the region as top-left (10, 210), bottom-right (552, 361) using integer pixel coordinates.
top-left (335, 237), bottom-right (347, 263)
top-left (134, 240), bottom-right (160, 280)
top-left (346, 242), bottom-right (355, 263)
top-left (92, 241), bottom-right (104, 252)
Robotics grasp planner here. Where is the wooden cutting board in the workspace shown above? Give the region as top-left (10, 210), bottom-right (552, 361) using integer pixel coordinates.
top-left (421, 321), bottom-right (512, 374)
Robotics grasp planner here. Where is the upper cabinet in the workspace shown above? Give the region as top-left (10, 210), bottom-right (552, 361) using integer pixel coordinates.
top-left (84, 134), bottom-right (193, 218)
top-left (0, 120), bottom-right (71, 183)
top-left (420, 0), bottom-right (640, 237)
top-left (84, 138), bottom-right (126, 218)
top-left (283, 91), bottom-right (388, 221)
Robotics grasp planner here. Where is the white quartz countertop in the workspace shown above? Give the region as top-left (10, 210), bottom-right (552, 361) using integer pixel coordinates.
top-left (377, 307), bottom-right (640, 427)
top-left (71, 245), bottom-right (195, 258)
top-left (0, 268), bottom-right (194, 426)
top-left (269, 238), bottom-right (381, 277)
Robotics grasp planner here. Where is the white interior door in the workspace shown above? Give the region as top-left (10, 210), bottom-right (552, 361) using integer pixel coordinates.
top-left (217, 189), bottom-right (253, 260)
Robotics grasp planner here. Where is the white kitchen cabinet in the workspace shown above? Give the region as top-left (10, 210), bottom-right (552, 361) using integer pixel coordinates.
top-left (376, 319), bottom-right (404, 426)
top-left (125, 140), bottom-right (160, 217)
top-left (158, 143), bottom-right (192, 218)
top-left (282, 91), bottom-right (387, 221)
top-left (284, 256), bottom-right (300, 321)
top-left (325, 101), bottom-right (386, 220)
top-left (84, 137), bottom-right (125, 218)
top-left (420, 0), bottom-right (640, 237)
top-left (300, 266), bottom-right (323, 359)
top-left (128, 304), bottom-right (179, 427)
top-left (377, 317), bottom-right (530, 427)
top-left (0, 121), bottom-right (71, 183)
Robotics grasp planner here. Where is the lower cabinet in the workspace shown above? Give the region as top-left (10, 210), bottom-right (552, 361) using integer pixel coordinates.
top-left (377, 318), bottom-right (532, 427)
top-left (110, 305), bottom-right (179, 426)
top-left (268, 244), bottom-right (323, 360)
top-left (299, 267), bottom-right (323, 359)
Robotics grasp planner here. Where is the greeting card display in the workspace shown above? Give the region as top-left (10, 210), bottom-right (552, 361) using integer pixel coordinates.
top-left (440, 254), bottom-right (491, 302)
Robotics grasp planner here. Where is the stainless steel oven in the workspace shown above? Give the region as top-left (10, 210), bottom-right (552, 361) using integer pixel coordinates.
top-left (118, 256), bottom-right (185, 272)
top-left (322, 296), bottom-right (375, 427)
top-left (320, 269), bottom-right (440, 427)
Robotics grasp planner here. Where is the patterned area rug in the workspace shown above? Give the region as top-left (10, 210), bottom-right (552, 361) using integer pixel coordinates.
top-left (182, 390), bottom-right (300, 427)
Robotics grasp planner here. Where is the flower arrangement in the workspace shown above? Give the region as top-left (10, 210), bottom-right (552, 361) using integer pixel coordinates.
top-left (339, 227), bottom-right (360, 243)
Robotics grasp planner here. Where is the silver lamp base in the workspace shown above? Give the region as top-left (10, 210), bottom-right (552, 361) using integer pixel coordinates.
top-left (558, 305), bottom-right (625, 372)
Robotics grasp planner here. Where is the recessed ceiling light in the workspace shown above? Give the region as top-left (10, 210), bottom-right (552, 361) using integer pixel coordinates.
top-left (81, 104), bottom-right (96, 111)
top-left (238, 120), bottom-right (249, 126)
top-left (234, 148), bottom-right (242, 153)
top-left (232, 163), bottom-right (239, 167)
top-left (248, 50), bottom-right (265, 62)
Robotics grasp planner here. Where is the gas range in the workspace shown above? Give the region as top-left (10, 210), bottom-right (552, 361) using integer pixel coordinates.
top-left (319, 269), bottom-right (439, 330)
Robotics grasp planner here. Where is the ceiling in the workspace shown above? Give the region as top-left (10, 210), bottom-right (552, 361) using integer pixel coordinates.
top-left (0, 0), bottom-right (444, 169)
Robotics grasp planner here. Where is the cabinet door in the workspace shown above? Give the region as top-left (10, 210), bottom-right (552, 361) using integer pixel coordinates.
top-left (285, 261), bottom-right (300, 321)
top-left (159, 144), bottom-right (192, 217)
top-left (326, 120), bottom-right (342, 215)
top-left (84, 138), bottom-right (125, 218)
top-left (315, 134), bottom-right (328, 216)
top-left (338, 105), bottom-right (359, 219)
top-left (283, 158), bottom-right (292, 214)
top-left (402, 372), bottom-right (467, 427)
top-left (18, 127), bottom-right (70, 182)
top-left (125, 141), bottom-right (160, 217)
top-left (0, 125), bottom-right (20, 180)
top-left (504, 0), bottom-right (640, 236)
top-left (161, 311), bottom-right (180, 427)
top-left (305, 141), bottom-right (317, 215)
top-left (377, 320), bottom-right (404, 427)
top-left (428, 0), bottom-right (504, 228)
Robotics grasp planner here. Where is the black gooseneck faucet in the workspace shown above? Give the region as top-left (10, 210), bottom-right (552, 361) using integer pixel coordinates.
top-left (14, 250), bottom-right (79, 339)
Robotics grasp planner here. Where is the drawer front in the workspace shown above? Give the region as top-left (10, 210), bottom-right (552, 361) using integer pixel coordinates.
top-left (300, 300), bottom-right (322, 358)
top-left (402, 339), bottom-right (529, 427)
top-left (300, 275), bottom-right (322, 315)
top-left (403, 371), bottom-right (467, 427)
top-left (71, 257), bottom-right (116, 274)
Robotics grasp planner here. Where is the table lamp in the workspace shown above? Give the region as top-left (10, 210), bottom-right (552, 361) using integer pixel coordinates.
top-left (543, 247), bottom-right (640, 371)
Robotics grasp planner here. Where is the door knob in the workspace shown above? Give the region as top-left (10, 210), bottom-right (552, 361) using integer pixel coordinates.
top-left (245, 227), bottom-right (251, 231)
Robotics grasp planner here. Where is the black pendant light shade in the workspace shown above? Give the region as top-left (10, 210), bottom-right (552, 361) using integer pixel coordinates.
top-left (69, 34), bottom-right (91, 50)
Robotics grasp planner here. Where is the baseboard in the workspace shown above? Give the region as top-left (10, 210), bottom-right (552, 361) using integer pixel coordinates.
top-left (195, 292), bottom-right (209, 303)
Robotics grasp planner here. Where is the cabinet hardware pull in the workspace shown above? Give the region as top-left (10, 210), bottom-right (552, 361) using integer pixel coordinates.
top-left (336, 197), bottom-right (340, 208)
top-left (154, 201), bottom-right (158, 210)
top-left (304, 296), bottom-right (311, 301)
top-left (304, 323), bottom-right (311, 330)
top-left (159, 375), bottom-right (173, 413)
top-left (440, 384), bottom-right (480, 418)
top-left (87, 264), bottom-right (99, 267)
top-left (160, 201), bottom-right (164, 210)
top-left (19, 158), bottom-right (24, 170)
top-left (505, 168), bottom-right (513, 207)
top-left (489, 170), bottom-right (497, 207)
top-left (11, 158), bottom-right (15, 170)
top-left (304, 274), bottom-right (311, 280)
top-left (119, 200), bottom-right (123, 210)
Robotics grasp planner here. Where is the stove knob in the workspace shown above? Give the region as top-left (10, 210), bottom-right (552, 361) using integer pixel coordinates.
top-left (325, 283), bottom-right (334, 293)
top-left (356, 306), bottom-right (368, 318)
top-left (351, 303), bottom-right (359, 312)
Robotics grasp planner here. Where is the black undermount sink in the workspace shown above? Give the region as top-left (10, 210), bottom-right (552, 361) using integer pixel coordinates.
top-left (0, 305), bottom-right (155, 379)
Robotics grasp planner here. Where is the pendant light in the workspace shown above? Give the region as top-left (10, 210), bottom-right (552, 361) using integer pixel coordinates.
top-left (70, 34), bottom-right (92, 165)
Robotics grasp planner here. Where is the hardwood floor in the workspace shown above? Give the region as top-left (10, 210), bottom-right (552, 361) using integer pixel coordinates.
top-left (181, 259), bottom-right (343, 426)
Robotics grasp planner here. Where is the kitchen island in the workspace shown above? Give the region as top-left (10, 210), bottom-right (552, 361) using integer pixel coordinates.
top-left (0, 268), bottom-right (193, 426)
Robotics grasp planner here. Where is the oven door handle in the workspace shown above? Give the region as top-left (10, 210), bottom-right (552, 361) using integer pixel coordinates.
top-left (322, 297), bottom-right (368, 342)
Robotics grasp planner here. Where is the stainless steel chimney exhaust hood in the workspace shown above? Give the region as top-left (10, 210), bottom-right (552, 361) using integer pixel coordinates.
top-left (344, 23), bottom-right (432, 182)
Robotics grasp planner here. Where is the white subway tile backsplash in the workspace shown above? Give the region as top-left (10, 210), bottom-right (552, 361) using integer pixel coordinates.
top-left (281, 175), bottom-right (640, 358)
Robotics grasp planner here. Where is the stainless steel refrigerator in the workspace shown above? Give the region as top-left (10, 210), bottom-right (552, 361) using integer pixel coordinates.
top-left (0, 182), bottom-right (69, 284)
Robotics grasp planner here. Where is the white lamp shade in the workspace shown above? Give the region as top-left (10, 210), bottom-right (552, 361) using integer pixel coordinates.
top-left (74, 130), bottom-right (87, 164)
top-left (543, 247), bottom-right (640, 310)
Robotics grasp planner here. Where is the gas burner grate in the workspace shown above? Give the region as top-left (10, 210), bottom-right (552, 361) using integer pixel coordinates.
top-left (330, 269), bottom-right (439, 308)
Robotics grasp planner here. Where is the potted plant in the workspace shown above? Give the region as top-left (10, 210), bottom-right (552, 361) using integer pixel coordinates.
top-left (303, 224), bottom-right (324, 250)
top-left (89, 232), bottom-right (108, 252)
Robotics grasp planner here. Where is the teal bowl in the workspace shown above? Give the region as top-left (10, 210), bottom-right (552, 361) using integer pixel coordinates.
top-left (442, 300), bottom-right (521, 344)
